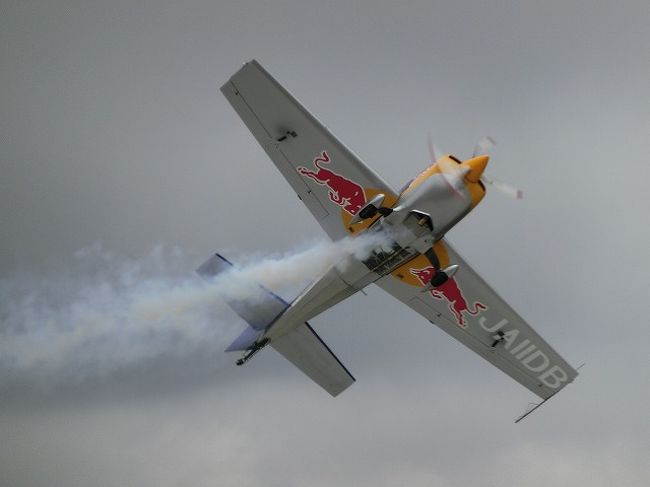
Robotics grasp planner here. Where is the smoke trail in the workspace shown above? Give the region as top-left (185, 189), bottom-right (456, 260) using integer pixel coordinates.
top-left (0, 233), bottom-right (389, 391)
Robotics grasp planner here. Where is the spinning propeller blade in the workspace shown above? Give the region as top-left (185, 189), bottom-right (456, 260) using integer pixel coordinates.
top-left (427, 133), bottom-right (443, 164)
top-left (481, 176), bottom-right (524, 199)
top-left (438, 151), bottom-right (468, 200)
top-left (472, 136), bottom-right (496, 157)
top-left (427, 133), bottom-right (466, 200)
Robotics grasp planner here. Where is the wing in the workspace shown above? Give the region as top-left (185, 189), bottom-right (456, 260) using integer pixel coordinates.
top-left (221, 60), bottom-right (398, 241)
top-left (375, 239), bottom-right (578, 399)
top-left (272, 322), bottom-right (355, 397)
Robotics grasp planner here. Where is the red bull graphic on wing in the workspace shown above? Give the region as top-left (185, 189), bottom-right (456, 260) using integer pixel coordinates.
top-left (297, 151), bottom-right (367, 215)
top-left (410, 266), bottom-right (487, 328)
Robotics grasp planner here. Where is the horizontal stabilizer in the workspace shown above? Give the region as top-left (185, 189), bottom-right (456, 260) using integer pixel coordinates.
top-left (225, 325), bottom-right (263, 352)
top-left (271, 323), bottom-right (355, 397)
top-left (196, 253), bottom-right (289, 350)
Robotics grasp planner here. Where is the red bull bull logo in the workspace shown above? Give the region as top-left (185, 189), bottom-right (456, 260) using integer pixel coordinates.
top-left (410, 266), bottom-right (487, 328)
top-left (298, 151), bottom-right (367, 215)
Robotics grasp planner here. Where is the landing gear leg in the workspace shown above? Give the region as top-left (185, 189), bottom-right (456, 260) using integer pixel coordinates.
top-left (421, 248), bottom-right (460, 290)
top-left (424, 248), bottom-right (450, 286)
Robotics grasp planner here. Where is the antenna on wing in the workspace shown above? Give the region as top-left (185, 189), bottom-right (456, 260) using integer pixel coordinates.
top-left (514, 393), bottom-right (557, 423)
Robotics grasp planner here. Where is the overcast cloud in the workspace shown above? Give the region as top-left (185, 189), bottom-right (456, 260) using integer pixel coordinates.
top-left (1, 1), bottom-right (649, 486)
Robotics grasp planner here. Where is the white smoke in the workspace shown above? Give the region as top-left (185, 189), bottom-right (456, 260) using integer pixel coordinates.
top-left (0, 232), bottom-right (389, 391)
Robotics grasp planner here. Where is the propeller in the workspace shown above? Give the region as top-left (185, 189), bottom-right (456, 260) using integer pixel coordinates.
top-left (429, 135), bottom-right (523, 200)
top-left (472, 137), bottom-right (523, 199)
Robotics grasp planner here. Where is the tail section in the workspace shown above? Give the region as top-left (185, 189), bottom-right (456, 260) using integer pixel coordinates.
top-left (197, 252), bottom-right (356, 396)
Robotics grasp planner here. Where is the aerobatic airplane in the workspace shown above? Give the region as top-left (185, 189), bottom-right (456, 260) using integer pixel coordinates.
top-left (199, 60), bottom-right (577, 415)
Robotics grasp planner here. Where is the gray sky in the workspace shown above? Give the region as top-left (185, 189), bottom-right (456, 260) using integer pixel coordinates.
top-left (2, 1), bottom-right (650, 486)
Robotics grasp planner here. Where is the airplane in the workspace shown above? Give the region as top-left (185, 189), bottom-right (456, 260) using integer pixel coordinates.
top-left (198, 60), bottom-right (577, 415)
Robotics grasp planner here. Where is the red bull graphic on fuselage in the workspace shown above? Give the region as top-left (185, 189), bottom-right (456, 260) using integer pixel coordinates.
top-left (298, 151), bottom-right (367, 215)
top-left (410, 266), bottom-right (487, 328)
